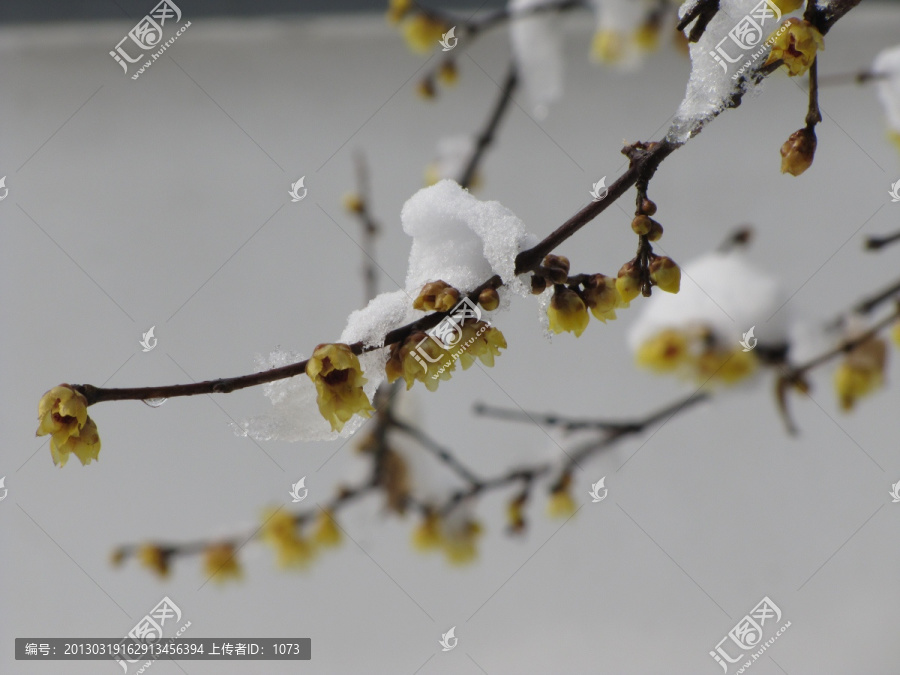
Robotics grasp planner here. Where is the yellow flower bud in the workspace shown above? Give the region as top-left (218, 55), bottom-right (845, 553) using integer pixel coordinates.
top-left (631, 215), bottom-right (652, 236)
top-left (413, 280), bottom-right (459, 312)
top-left (203, 543), bottom-right (242, 584)
top-left (647, 220), bottom-right (664, 241)
top-left (650, 257), bottom-right (681, 294)
top-left (478, 287), bottom-right (500, 311)
top-left (36, 385), bottom-right (102, 467)
top-left (306, 344), bottom-right (374, 433)
top-left (780, 127), bottom-right (816, 176)
top-left (547, 286), bottom-right (589, 337)
top-left (616, 262), bottom-right (641, 306)
top-left (765, 18), bottom-right (824, 76)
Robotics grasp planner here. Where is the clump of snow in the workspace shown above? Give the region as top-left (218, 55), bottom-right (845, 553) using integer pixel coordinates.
top-left (668, 0), bottom-right (783, 143)
top-left (426, 135), bottom-right (477, 185)
top-left (233, 347), bottom-right (383, 443)
top-left (402, 179), bottom-right (538, 297)
top-left (340, 289), bottom-right (419, 348)
top-left (873, 45), bottom-right (900, 135)
top-left (508, 0), bottom-right (564, 118)
top-left (627, 249), bottom-right (789, 352)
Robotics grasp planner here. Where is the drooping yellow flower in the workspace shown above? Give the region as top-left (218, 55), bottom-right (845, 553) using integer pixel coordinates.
top-left (401, 14), bottom-right (447, 54)
top-left (441, 519), bottom-right (482, 566)
top-left (203, 543), bottom-right (242, 584)
top-left (306, 343), bottom-right (374, 432)
top-left (386, 332), bottom-right (454, 392)
top-left (548, 286), bottom-right (589, 337)
top-left (780, 127), bottom-right (817, 176)
top-left (616, 261), bottom-right (642, 305)
top-left (36, 385), bottom-right (102, 467)
top-left (260, 509), bottom-right (316, 569)
top-left (636, 330), bottom-right (690, 372)
top-left (591, 28), bottom-right (624, 64)
top-left (834, 337), bottom-right (887, 411)
top-left (137, 544), bottom-right (170, 578)
top-left (312, 510), bottom-right (342, 548)
top-left (649, 257), bottom-right (681, 294)
top-left (456, 322), bottom-right (507, 370)
top-left (765, 18), bottom-right (824, 76)
top-left (506, 495), bottom-right (527, 533)
top-left (582, 274), bottom-right (621, 323)
top-left (547, 488), bottom-right (577, 519)
top-left (411, 512), bottom-right (443, 551)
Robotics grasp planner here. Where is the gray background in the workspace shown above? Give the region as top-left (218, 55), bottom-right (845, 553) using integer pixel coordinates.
top-left (2, 2), bottom-right (900, 674)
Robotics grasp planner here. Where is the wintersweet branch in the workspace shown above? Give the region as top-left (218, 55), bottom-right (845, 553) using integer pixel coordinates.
top-left (72, 0), bottom-right (862, 409)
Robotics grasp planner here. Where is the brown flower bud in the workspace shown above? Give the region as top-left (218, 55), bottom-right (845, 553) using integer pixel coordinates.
top-left (478, 287), bottom-right (500, 311)
top-left (639, 198), bottom-right (657, 216)
top-left (542, 254), bottom-right (570, 284)
top-left (631, 215), bottom-right (652, 236)
top-left (647, 219), bottom-right (664, 241)
top-left (531, 275), bottom-right (547, 294)
top-left (780, 127), bottom-right (816, 176)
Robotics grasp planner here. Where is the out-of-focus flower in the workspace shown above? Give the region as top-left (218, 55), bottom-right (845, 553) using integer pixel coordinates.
top-left (437, 60), bottom-right (458, 86)
top-left (765, 18), bottom-right (824, 76)
top-left (412, 512), bottom-right (443, 551)
top-left (591, 28), bottom-right (625, 63)
top-left (548, 286), bottom-right (589, 336)
top-left (402, 14), bottom-right (447, 54)
top-left (306, 344), bottom-right (374, 432)
top-left (771, 0), bottom-right (804, 14)
top-left (441, 519), bottom-right (483, 566)
top-left (507, 494), bottom-right (527, 533)
top-left (635, 329), bottom-right (689, 372)
top-left (872, 46), bottom-right (900, 153)
top-left (343, 192), bottom-right (365, 214)
top-left (36, 385), bottom-right (101, 467)
top-left (632, 21), bottom-right (660, 52)
top-left (780, 127), bottom-right (817, 176)
top-left (695, 347), bottom-right (759, 384)
top-left (261, 509), bottom-right (316, 569)
top-left (312, 510), bottom-right (342, 548)
top-left (834, 336), bottom-right (887, 411)
top-left (137, 544), bottom-right (170, 578)
top-left (386, 0), bottom-right (412, 24)
top-left (547, 486), bottom-right (577, 518)
top-left (203, 543), bottom-right (242, 584)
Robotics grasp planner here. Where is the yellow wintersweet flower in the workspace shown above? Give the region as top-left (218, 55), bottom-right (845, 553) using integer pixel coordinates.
top-left (696, 348), bottom-right (758, 384)
top-left (548, 286), bottom-right (589, 337)
top-left (771, 0), bottom-right (804, 13)
top-left (765, 18), bottom-right (824, 76)
top-left (616, 262), bottom-right (642, 306)
top-left (441, 520), bottom-right (482, 566)
top-left (636, 329), bottom-right (690, 373)
top-left (386, 332), bottom-right (454, 392)
top-left (137, 544), bottom-right (170, 578)
top-left (36, 385), bottom-right (101, 467)
top-left (386, 0), bottom-right (412, 24)
top-left (412, 512), bottom-right (443, 551)
top-left (306, 343), bottom-right (374, 432)
top-left (591, 28), bottom-right (624, 64)
top-left (582, 274), bottom-right (621, 323)
top-left (401, 14), bottom-right (447, 54)
top-left (413, 280), bottom-right (459, 312)
top-left (457, 322), bottom-right (507, 370)
top-left (312, 510), bottom-right (342, 548)
top-left (649, 257), bottom-right (681, 294)
top-left (547, 488), bottom-right (577, 519)
top-left (833, 337), bottom-right (887, 411)
top-left (261, 509), bottom-right (316, 569)
top-left (203, 543), bottom-right (242, 584)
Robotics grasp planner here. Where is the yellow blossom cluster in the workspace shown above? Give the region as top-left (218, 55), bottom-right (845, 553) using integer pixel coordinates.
top-left (412, 512), bottom-right (483, 566)
top-left (635, 328), bottom-right (758, 385)
top-left (36, 385), bottom-right (101, 467)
